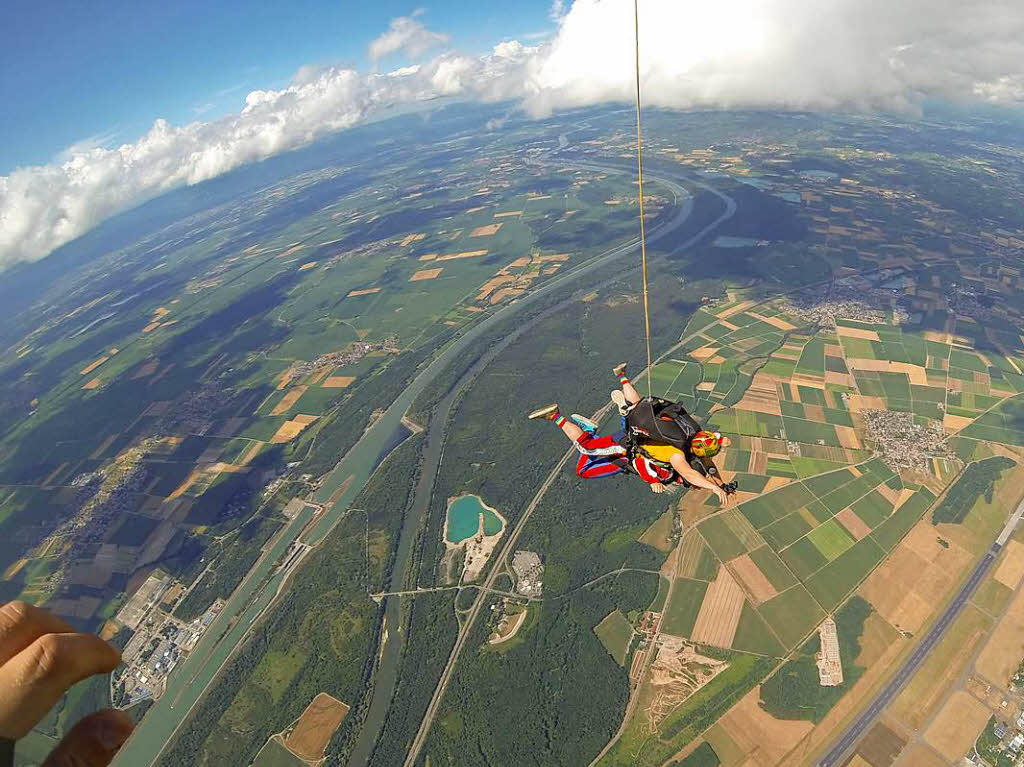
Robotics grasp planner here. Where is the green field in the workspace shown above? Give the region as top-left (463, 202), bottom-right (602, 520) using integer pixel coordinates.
top-left (732, 602), bottom-right (785, 657)
top-left (749, 546), bottom-right (798, 592)
top-left (663, 579), bottom-right (709, 637)
top-left (761, 512), bottom-right (813, 549)
top-left (851, 490), bottom-right (893, 528)
top-left (870, 489), bottom-right (936, 551)
top-left (780, 537), bottom-right (828, 579)
top-left (700, 516), bottom-right (747, 562)
top-left (251, 739), bottom-right (305, 767)
top-left (805, 538), bottom-right (886, 611)
top-left (594, 610), bottom-right (635, 666)
top-left (758, 586), bottom-right (825, 650)
top-left (807, 519), bottom-right (855, 561)
top-left (676, 742), bottom-right (722, 767)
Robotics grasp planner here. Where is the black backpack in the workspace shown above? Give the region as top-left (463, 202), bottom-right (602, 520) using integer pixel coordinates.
top-left (624, 397), bottom-right (701, 454)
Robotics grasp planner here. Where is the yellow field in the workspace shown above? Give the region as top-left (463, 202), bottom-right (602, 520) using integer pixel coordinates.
top-left (994, 539), bottom-right (1024, 588)
top-left (923, 691), bottom-right (991, 762)
top-left (638, 511), bottom-right (675, 553)
top-left (410, 268), bottom-right (444, 281)
top-left (493, 210), bottom-right (522, 218)
top-left (836, 326), bottom-right (881, 341)
top-left (730, 554), bottom-right (776, 605)
top-left (80, 356), bottom-right (110, 376)
top-left (719, 688), bottom-right (813, 766)
top-left (270, 418), bottom-right (315, 443)
top-left (976, 584), bottom-right (1024, 687)
top-left (346, 287), bottom-right (381, 297)
top-left (437, 250), bottom-right (489, 262)
top-left (322, 375), bottom-right (355, 388)
top-left (271, 386), bottom-right (307, 416)
top-left (470, 223), bottom-right (503, 237)
top-left (82, 377), bottom-right (103, 390)
top-left (298, 261), bottom-right (318, 271)
top-left (400, 233), bottom-right (427, 246)
top-left (691, 568), bottom-right (744, 647)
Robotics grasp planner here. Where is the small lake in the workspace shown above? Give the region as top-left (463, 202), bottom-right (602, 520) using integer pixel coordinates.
top-left (446, 494), bottom-right (503, 544)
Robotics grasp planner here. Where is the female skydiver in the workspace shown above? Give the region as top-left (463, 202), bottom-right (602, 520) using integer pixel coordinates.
top-left (527, 364), bottom-right (732, 505)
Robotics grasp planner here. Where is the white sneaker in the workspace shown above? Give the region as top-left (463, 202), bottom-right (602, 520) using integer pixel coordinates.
top-left (528, 404), bottom-right (559, 421)
top-left (611, 390), bottom-right (628, 415)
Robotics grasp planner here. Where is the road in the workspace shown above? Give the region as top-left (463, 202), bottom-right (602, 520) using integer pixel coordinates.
top-left (817, 494), bottom-right (1024, 767)
top-left (401, 161), bottom-right (738, 767)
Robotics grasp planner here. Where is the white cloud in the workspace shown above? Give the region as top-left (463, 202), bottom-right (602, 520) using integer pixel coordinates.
top-left (368, 10), bottom-right (449, 62)
top-left (3, 0), bottom-right (1024, 271)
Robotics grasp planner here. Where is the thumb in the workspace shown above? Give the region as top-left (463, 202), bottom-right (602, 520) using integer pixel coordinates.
top-left (41, 709), bottom-right (134, 767)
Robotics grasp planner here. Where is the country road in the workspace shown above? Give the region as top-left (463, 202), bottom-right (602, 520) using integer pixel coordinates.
top-left (401, 157), bottom-right (738, 767)
top-left (816, 495), bottom-right (1024, 766)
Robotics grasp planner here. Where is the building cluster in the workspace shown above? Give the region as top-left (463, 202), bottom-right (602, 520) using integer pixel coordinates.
top-left (287, 336), bottom-right (400, 380)
top-left (112, 571), bottom-right (223, 707)
top-left (512, 550), bottom-right (544, 598)
top-left (786, 273), bottom-right (909, 328)
top-left (860, 409), bottom-right (953, 473)
top-left (153, 382), bottom-right (233, 437)
top-left (981, 715), bottom-right (1024, 765)
top-left (815, 617), bottom-right (844, 687)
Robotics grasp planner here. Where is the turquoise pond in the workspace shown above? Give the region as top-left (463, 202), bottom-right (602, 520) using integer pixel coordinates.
top-left (446, 495), bottom-right (503, 544)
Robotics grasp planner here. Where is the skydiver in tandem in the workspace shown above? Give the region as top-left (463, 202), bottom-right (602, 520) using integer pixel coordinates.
top-left (528, 363), bottom-right (736, 505)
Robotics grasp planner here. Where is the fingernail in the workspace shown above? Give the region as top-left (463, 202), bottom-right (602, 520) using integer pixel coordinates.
top-left (97, 713), bottom-right (133, 752)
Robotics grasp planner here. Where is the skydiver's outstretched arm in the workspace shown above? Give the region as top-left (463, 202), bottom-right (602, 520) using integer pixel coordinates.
top-left (669, 453), bottom-right (730, 505)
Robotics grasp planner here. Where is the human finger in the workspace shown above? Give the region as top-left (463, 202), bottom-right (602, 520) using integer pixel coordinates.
top-left (41, 709), bottom-right (134, 767)
top-left (0, 633), bottom-right (121, 739)
top-left (0, 601), bottom-right (75, 667)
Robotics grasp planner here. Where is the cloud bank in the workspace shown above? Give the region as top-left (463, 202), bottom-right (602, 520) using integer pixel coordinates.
top-left (3, 0), bottom-right (1024, 270)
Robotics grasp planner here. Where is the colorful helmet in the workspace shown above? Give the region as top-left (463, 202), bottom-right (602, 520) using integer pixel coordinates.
top-left (691, 430), bottom-right (722, 458)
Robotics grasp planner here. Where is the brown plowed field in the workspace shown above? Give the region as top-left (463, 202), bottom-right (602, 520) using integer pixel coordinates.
top-left (284, 693), bottom-right (349, 761)
top-left (730, 554), bottom-right (777, 604)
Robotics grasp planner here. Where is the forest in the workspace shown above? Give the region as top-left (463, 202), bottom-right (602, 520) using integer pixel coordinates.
top-left (931, 456), bottom-right (1017, 525)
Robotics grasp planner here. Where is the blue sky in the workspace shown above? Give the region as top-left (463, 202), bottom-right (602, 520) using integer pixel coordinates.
top-left (0, 0), bottom-right (555, 173)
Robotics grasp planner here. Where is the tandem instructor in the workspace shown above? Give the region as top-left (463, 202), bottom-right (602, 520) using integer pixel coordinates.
top-left (0, 601), bottom-right (133, 767)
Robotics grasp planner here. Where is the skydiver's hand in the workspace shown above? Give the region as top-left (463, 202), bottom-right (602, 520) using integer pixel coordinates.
top-left (0, 601), bottom-right (133, 766)
top-left (712, 487), bottom-right (731, 506)
top-left (650, 482), bottom-right (666, 494)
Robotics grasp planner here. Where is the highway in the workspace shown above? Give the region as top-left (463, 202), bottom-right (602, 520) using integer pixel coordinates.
top-left (817, 494), bottom-right (1024, 766)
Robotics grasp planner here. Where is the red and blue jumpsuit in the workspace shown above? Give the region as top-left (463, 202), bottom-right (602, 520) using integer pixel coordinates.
top-left (574, 430), bottom-right (678, 486)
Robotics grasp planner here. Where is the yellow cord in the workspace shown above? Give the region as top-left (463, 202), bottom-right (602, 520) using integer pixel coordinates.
top-left (634, 0), bottom-right (653, 397)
